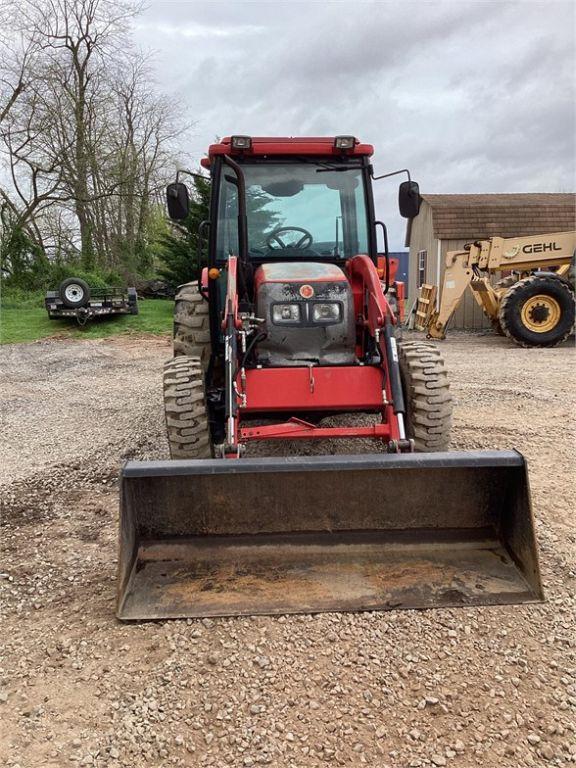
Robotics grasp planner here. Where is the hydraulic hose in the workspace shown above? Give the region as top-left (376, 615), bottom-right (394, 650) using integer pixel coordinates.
top-left (383, 316), bottom-right (406, 418)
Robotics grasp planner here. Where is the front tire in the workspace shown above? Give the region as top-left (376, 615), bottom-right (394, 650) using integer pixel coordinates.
top-left (491, 276), bottom-right (518, 335)
top-left (495, 275), bottom-right (519, 291)
top-left (163, 356), bottom-right (212, 459)
top-left (398, 340), bottom-right (453, 452)
top-left (498, 275), bottom-right (574, 347)
top-left (173, 283), bottom-right (211, 367)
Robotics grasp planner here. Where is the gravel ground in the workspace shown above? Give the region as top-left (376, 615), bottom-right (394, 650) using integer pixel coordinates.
top-left (1, 331), bottom-right (575, 768)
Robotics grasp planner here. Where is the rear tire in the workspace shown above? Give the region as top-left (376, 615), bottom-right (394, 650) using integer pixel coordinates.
top-left (498, 274), bottom-right (574, 347)
top-left (164, 356), bottom-right (212, 459)
top-left (398, 340), bottom-right (453, 452)
top-left (173, 283), bottom-right (211, 367)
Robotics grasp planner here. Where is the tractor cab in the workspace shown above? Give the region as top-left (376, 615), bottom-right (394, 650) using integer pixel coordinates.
top-left (209, 144), bottom-right (378, 365)
top-left (167, 136), bottom-right (419, 353)
top-left (214, 154), bottom-right (371, 264)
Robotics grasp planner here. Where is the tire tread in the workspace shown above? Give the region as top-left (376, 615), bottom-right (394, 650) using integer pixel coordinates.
top-left (173, 283), bottom-right (211, 362)
top-left (398, 340), bottom-right (453, 452)
top-left (164, 356), bottom-right (212, 459)
top-left (498, 274), bottom-right (574, 348)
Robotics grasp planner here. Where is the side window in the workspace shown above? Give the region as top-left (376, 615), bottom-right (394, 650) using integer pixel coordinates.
top-left (417, 250), bottom-right (427, 288)
top-left (216, 176), bottom-right (239, 261)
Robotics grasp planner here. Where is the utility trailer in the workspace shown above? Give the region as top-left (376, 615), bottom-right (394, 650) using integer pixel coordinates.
top-left (45, 277), bottom-right (138, 325)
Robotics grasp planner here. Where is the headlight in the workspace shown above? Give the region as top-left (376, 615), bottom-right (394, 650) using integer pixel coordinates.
top-left (312, 303), bottom-right (341, 322)
top-left (334, 136), bottom-right (355, 149)
top-left (272, 303), bottom-right (301, 323)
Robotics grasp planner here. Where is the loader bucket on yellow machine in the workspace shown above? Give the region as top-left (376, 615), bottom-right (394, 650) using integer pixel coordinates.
top-left (116, 451), bottom-right (543, 620)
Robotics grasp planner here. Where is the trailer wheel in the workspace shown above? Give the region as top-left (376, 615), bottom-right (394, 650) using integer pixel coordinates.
top-left (498, 275), bottom-right (574, 347)
top-left (59, 277), bottom-right (90, 308)
top-left (127, 287), bottom-right (139, 315)
top-left (173, 283), bottom-right (211, 367)
top-left (398, 340), bottom-right (453, 452)
top-left (163, 356), bottom-right (212, 459)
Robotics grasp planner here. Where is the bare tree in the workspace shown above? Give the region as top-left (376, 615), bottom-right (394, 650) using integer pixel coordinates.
top-left (94, 56), bottom-right (190, 269)
top-left (1, 0), bottom-right (192, 284)
top-left (17, 0), bottom-right (142, 266)
top-left (0, 1), bottom-right (43, 125)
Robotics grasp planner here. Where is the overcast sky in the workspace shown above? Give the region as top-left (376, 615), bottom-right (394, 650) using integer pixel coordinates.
top-left (134, 0), bottom-right (575, 249)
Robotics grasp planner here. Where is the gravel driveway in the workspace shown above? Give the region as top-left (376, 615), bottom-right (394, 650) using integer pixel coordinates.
top-left (1, 332), bottom-right (575, 768)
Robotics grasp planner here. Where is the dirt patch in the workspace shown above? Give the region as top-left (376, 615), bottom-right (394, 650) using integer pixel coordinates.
top-left (1, 332), bottom-right (575, 768)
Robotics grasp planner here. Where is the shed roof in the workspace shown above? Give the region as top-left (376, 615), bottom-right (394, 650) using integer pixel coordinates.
top-left (405, 193), bottom-right (575, 245)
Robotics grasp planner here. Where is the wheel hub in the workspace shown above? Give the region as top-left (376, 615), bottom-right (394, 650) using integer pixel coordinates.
top-left (520, 295), bottom-right (561, 333)
top-left (64, 284), bottom-right (83, 302)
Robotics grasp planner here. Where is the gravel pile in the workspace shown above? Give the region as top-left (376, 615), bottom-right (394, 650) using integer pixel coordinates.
top-left (1, 332), bottom-right (575, 767)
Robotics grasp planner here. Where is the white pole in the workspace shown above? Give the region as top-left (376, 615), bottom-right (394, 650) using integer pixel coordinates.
top-left (436, 238), bottom-right (442, 310)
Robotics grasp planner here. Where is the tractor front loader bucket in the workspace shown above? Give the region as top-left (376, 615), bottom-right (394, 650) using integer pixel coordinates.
top-left (117, 451), bottom-right (543, 621)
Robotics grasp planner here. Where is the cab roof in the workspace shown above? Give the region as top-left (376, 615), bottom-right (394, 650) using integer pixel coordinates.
top-left (202, 136), bottom-right (374, 168)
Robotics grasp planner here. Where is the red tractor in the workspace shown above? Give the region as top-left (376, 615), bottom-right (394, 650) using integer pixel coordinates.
top-left (116, 136), bottom-right (542, 621)
top-left (166, 136), bottom-right (436, 457)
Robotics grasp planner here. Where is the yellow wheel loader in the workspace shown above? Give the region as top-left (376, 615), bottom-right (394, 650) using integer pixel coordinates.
top-left (415, 231), bottom-right (576, 346)
top-left (116, 136), bottom-right (544, 621)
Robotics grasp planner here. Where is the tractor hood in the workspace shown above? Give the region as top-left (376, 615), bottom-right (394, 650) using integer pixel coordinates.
top-left (254, 261), bottom-right (348, 287)
top-left (253, 262), bottom-right (356, 367)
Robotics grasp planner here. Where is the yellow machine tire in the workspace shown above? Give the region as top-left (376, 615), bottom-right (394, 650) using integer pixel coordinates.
top-left (498, 274), bottom-right (574, 348)
top-left (495, 275), bottom-right (519, 290)
top-left (491, 318), bottom-right (505, 336)
top-left (163, 356), bottom-right (213, 459)
top-left (398, 340), bottom-right (453, 452)
top-left (491, 276), bottom-right (518, 335)
top-left (173, 283), bottom-right (211, 367)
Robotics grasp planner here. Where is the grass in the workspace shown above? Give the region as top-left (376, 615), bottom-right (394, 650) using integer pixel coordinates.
top-left (0, 297), bottom-right (173, 344)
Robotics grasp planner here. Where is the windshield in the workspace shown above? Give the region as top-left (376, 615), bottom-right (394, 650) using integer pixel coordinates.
top-left (216, 161), bottom-right (369, 261)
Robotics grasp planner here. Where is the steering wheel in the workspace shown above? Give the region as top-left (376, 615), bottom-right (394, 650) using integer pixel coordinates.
top-left (266, 226), bottom-right (314, 251)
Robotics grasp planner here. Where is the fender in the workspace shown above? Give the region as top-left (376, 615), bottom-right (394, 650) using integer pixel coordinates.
top-left (533, 269), bottom-right (573, 287)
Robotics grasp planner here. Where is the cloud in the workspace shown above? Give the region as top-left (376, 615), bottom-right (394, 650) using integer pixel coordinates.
top-left (135, 0), bottom-right (575, 248)
top-left (134, 21), bottom-right (264, 39)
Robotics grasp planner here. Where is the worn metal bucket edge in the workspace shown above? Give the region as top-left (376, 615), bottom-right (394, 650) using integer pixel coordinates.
top-left (117, 449), bottom-right (544, 621)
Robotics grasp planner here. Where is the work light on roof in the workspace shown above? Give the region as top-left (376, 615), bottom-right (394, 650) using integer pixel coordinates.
top-left (231, 135), bottom-right (252, 150)
top-left (334, 136), bottom-right (355, 150)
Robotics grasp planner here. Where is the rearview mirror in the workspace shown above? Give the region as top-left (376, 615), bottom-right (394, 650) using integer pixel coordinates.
top-left (262, 180), bottom-right (304, 197)
top-left (166, 182), bottom-right (190, 220)
top-left (399, 180), bottom-right (421, 219)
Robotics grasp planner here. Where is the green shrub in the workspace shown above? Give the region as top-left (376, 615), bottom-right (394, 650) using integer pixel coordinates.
top-left (0, 286), bottom-right (46, 308)
top-left (46, 265), bottom-right (109, 292)
top-left (2, 263), bottom-right (129, 300)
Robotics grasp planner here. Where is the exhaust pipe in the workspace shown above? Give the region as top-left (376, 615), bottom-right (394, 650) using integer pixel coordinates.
top-left (117, 451), bottom-right (543, 620)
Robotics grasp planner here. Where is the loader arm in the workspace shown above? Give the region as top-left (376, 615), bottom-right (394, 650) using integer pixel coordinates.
top-left (347, 255), bottom-right (408, 445)
top-left (221, 255), bottom-right (243, 456)
top-left (419, 250), bottom-right (475, 339)
top-left (478, 231), bottom-right (575, 271)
